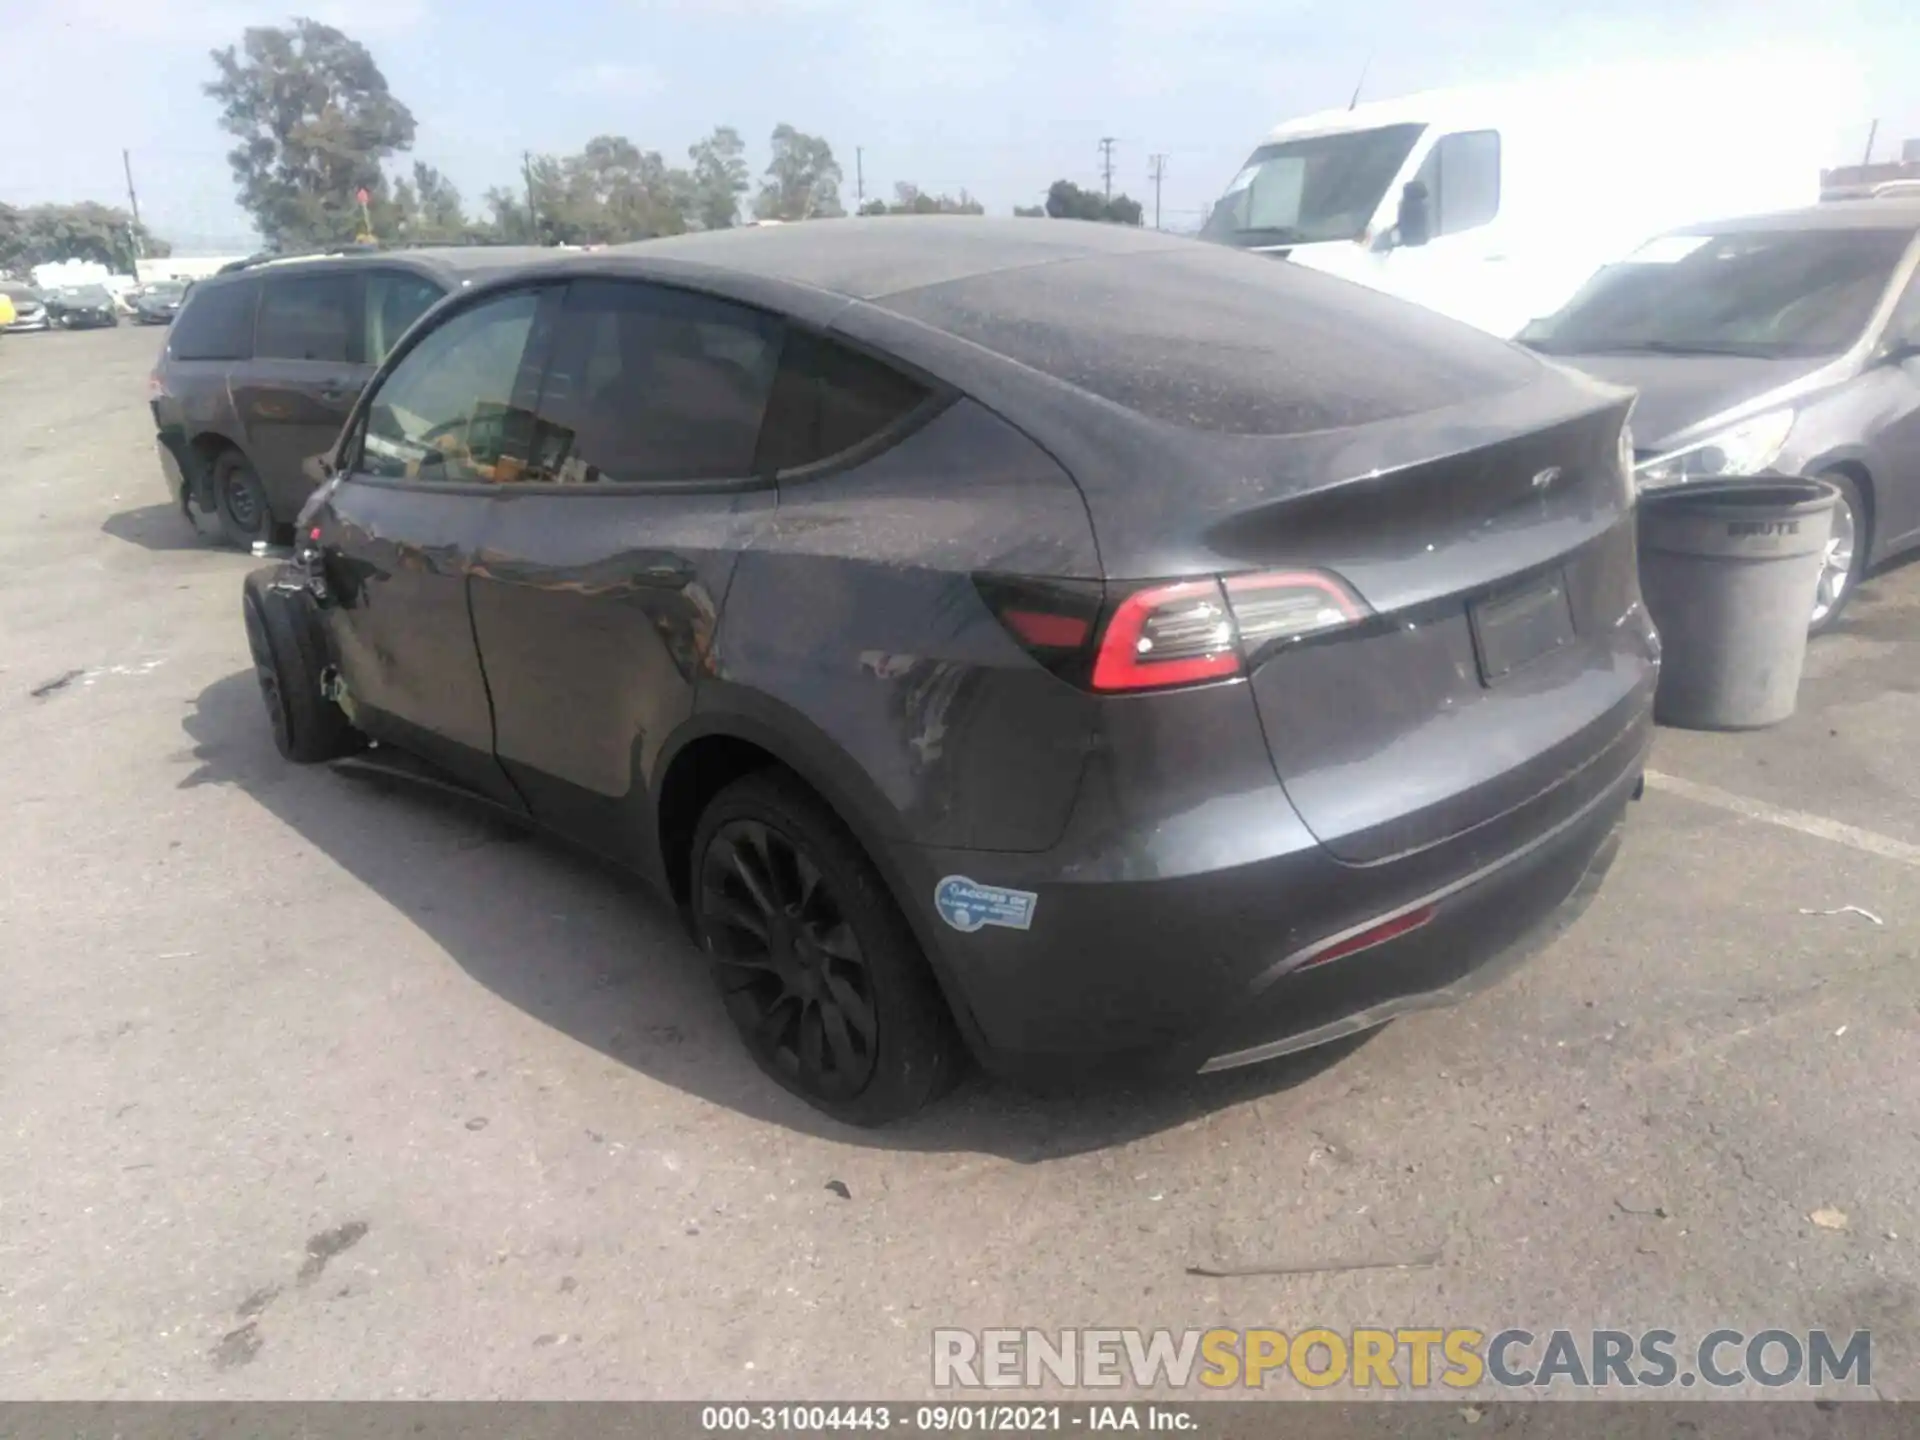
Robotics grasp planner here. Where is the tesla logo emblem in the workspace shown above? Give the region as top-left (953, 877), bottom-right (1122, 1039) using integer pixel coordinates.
top-left (1531, 466), bottom-right (1563, 491)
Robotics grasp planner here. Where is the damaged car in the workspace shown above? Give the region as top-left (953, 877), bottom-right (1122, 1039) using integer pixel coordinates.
top-left (243, 217), bottom-right (1657, 1123)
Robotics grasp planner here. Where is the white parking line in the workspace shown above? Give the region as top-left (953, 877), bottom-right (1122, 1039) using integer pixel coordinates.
top-left (1645, 770), bottom-right (1920, 869)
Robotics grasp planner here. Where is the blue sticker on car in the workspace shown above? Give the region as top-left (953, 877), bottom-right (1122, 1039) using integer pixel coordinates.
top-left (935, 876), bottom-right (1038, 933)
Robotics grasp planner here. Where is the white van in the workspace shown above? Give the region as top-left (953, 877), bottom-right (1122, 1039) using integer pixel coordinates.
top-left (1202, 54), bottom-right (1865, 338)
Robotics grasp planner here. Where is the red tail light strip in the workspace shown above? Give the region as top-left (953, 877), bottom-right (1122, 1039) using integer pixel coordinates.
top-left (1296, 904), bottom-right (1438, 970)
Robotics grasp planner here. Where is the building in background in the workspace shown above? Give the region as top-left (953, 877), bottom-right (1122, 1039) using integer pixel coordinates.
top-left (1822, 140), bottom-right (1920, 200)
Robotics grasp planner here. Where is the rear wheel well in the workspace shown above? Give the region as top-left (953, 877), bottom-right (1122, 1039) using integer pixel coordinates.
top-left (656, 735), bottom-right (784, 909)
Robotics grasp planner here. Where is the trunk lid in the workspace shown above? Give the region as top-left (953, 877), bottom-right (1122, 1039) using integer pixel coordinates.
top-left (1229, 400), bottom-right (1650, 862)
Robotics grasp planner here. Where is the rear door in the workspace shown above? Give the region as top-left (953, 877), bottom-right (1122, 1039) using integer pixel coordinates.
top-left (316, 282), bottom-right (560, 806)
top-left (465, 278), bottom-right (784, 868)
top-left (234, 268), bottom-right (367, 518)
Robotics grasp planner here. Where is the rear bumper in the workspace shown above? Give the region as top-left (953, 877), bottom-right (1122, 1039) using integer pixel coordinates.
top-left (1196, 770), bottom-right (1628, 1072)
top-left (885, 683), bottom-right (1651, 1086)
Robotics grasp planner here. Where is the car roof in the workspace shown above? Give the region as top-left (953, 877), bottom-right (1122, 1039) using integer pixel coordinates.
top-left (607, 216), bottom-right (1189, 301)
top-left (216, 245), bottom-right (561, 280)
top-left (1668, 200), bottom-right (1920, 235)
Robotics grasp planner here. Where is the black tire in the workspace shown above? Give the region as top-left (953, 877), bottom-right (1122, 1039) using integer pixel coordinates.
top-left (690, 771), bottom-right (963, 1125)
top-left (1810, 470), bottom-right (1869, 635)
top-left (241, 569), bottom-right (359, 764)
top-left (214, 449), bottom-right (274, 549)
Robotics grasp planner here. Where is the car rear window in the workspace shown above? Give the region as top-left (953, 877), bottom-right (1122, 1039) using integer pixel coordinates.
top-left (754, 329), bottom-right (931, 473)
top-left (878, 244), bottom-right (1538, 435)
top-left (169, 277), bottom-right (259, 361)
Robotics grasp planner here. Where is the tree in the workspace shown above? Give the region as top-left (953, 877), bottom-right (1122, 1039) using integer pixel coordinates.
top-left (1013, 204), bottom-right (1047, 219)
top-left (205, 19), bottom-right (417, 249)
top-left (688, 126), bottom-right (750, 230)
top-left (863, 183), bottom-right (985, 216)
top-left (1044, 179), bottom-right (1143, 225)
top-left (1, 202), bottom-right (169, 274)
top-left (754, 124), bottom-right (844, 221)
top-left (409, 162), bottom-right (468, 241)
top-left (562, 135), bottom-right (691, 241)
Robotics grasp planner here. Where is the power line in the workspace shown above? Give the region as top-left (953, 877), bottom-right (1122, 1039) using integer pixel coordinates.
top-left (1147, 153), bottom-right (1167, 230)
top-left (1098, 137), bottom-right (1118, 202)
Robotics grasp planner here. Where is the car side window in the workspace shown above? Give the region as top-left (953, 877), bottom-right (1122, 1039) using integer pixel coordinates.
top-left (1413, 130), bottom-right (1501, 238)
top-left (255, 272), bottom-right (357, 363)
top-left (366, 271), bottom-right (447, 364)
top-left (356, 289), bottom-right (546, 484)
top-left (525, 280), bottom-right (782, 485)
top-left (754, 329), bottom-right (933, 474)
top-left (169, 277), bottom-right (259, 360)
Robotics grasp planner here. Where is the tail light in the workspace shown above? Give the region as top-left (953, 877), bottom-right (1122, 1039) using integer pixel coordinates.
top-left (147, 368), bottom-right (167, 402)
top-left (975, 568), bottom-right (1370, 693)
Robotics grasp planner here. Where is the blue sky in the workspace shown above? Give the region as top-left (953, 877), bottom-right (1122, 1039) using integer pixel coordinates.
top-left (9, 0), bottom-right (1920, 252)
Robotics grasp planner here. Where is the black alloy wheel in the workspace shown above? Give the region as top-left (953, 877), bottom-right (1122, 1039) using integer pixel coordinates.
top-left (702, 817), bottom-right (881, 1101)
top-left (240, 569), bottom-right (359, 764)
top-left (690, 773), bottom-right (962, 1124)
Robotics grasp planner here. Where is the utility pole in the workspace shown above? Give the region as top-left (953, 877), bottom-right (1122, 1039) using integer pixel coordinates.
top-left (121, 149), bottom-right (144, 258)
top-left (1099, 137), bottom-right (1118, 202)
top-left (1148, 154), bottom-right (1167, 230)
top-left (856, 147), bottom-right (866, 210)
top-left (1862, 119), bottom-right (1880, 166)
top-left (522, 151), bottom-right (539, 242)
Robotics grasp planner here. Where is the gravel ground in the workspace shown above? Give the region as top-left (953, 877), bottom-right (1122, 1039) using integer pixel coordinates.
top-left (2, 325), bottom-right (1916, 1402)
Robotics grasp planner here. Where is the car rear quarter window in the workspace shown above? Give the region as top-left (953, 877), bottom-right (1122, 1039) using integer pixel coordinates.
top-left (754, 330), bottom-right (932, 474)
top-left (526, 279), bottom-right (782, 484)
top-left (357, 289), bottom-right (546, 484)
top-left (168, 277), bottom-right (258, 361)
top-left (879, 245), bottom-right (1538, 435)
top-left (366, 270), bottom-right (447, 363)
top-left (255, 272), bottom-right (357, 363)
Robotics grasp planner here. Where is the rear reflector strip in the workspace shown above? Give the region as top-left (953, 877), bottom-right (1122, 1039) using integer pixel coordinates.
top-left (1298, 903), bottom-right (1438, 970)
top-left (1001, 608), bottom-right (1092, 650)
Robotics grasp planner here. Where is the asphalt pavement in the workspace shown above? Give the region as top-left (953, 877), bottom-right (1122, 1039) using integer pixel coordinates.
top-left (2, 325), bottom-right (1916, 1401)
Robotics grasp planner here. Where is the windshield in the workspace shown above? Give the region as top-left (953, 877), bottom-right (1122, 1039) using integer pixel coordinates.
top-left (1201, 122), bottom-right (1425, 248)
top-left (1519, 228), bottom-right (1915, 358)
top-left (62, 286), bottom-right (113, 305)
top-left (146, 283), bottom-right (186, 299)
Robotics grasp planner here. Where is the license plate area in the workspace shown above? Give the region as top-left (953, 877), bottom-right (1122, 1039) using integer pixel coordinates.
top-left (1469, 569), bottom-right (1575, 685)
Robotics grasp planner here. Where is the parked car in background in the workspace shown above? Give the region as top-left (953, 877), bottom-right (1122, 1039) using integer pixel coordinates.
top-left (48, 285), bottom-right (119, 329)
top-left (1201, 54), bottom-right (1859, 338)
top-left (150, 246), bottom-right (552, 546)
top-left (132, 280), bottom-right (189, 325)
top-left (1520, 201), bottom-right (1920, 631)
top-left (1, 282), bottom-right (51, 332)
top-left (242, 218), bottom-right (1655, 1123)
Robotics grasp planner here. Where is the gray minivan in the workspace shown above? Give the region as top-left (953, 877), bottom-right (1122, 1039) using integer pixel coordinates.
top-left (151, 247), bottom-right (551, 546)
top-left (1520, 201), bottom-right (1920, 631)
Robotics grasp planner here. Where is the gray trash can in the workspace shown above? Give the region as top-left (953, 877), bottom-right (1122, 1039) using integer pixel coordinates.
top-left (1636, 478), bottom-right (1837, 730)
